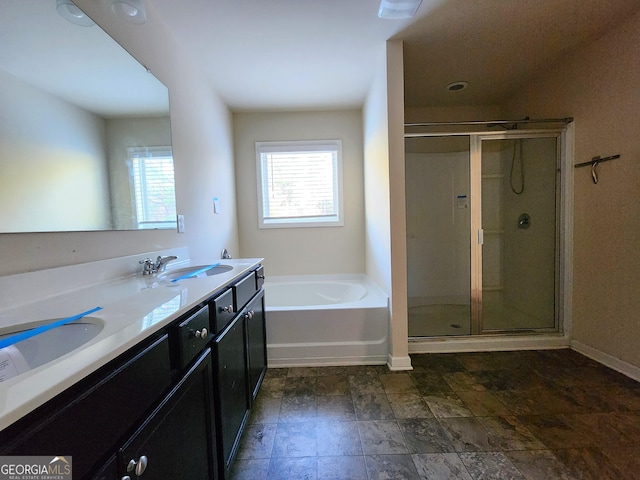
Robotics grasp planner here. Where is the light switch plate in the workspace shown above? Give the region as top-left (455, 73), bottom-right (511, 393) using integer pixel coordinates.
top-left (177, 214), bottom-right (185, 233)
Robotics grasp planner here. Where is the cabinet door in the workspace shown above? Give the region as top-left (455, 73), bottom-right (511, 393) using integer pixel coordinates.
top-left (118, 349), bottom-right (217, 480)
top-left (246, 291), bottom-right (267, 401)
top-left (1, 335), bottom-right (172, 480)
top-left (213, 315), bottom-right (249, 474)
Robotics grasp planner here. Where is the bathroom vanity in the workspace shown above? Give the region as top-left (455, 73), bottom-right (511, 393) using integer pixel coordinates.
top-left (0, 253), bottom-right (266, 480)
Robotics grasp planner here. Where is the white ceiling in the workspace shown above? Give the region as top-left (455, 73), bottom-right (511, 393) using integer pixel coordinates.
top-left (2, 1), bottom-right (639, 115)
top-left (0, 0), bottom-right (169, 117)
top-left (151, 0), bottom-right (640, 112)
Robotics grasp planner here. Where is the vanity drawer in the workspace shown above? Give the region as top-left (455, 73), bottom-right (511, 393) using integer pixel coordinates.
top-left (211, 289), bottom-right (235, 335)
top-left (233, 273), bottom-right (257, 312)
top-left (174, 305), bottom-right (210, 370)
top-left (255, 265), bottom-right (265, 290)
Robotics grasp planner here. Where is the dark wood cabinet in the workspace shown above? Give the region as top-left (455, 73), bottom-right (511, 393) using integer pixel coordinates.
top-left (118, 349), bottom-right (217, 480)
top-left (1, 264), bottom-right (267, 480)
top-left (245, 291), bottom-right (267, 401)
top-left (0, 334), bottom-right (172, 480)
top-left (212, 314), bottom-right (250, 476)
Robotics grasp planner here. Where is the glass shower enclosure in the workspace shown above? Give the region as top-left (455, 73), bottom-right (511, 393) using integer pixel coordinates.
top-left (406, 131), bottom-right (561, 337)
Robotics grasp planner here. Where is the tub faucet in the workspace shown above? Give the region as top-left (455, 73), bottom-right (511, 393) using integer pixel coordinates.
top-left (139, 255), bottom-right (178, 275)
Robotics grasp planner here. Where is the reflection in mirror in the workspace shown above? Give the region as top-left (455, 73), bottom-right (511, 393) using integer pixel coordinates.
top-left (0, 0), bottom-right (175, 232)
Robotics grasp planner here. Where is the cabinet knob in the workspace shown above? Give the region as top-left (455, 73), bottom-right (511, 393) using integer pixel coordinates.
top-left (244, 310), bottom-right (255, 320)
top-left (223, 304), bottom-right (234, 313)
top-left (127, 455), bottom-right (148, 476)
top-left (257, 274), bottom-right (265, 279)
top-left (195, 328), bottom-right (208, 338)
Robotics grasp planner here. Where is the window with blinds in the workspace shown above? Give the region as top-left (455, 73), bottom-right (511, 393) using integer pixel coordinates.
top-left (128, 146), bottom-right (177, 229)
top-left (256, 140), bottom-right (344, 228)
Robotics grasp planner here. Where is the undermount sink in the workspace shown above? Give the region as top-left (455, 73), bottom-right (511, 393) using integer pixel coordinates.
top-left (0, 317), bottom-right (104, 375)
top-left (159, 264), bottom-right (233, 281)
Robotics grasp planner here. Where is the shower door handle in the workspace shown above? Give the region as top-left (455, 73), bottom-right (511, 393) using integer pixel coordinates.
top-left (477, 229), bottom-right (484, 245)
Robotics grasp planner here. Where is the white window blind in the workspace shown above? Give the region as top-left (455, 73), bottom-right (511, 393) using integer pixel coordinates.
top-left (256, 140), bottom-right (343, 228)
top-left (128, 146), bottom-right (177, 229)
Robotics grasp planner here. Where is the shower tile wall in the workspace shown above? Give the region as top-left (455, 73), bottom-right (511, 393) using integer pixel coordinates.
top-left (405, 138), bottom-right (471, 337)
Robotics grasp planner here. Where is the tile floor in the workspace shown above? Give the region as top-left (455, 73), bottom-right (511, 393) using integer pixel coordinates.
top-left (229, 349), bottom-right (640, 480)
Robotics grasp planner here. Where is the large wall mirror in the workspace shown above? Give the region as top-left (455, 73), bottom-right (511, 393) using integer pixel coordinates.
top-left (0, 1), bottom-right (176, 233)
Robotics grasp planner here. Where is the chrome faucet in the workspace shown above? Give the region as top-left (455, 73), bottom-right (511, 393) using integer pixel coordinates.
top-left (139, 255), bottom-right (178, 275)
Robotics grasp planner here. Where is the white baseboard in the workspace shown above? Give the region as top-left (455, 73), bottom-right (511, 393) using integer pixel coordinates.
top-left (570, 340), bottom-right (640, 382)
top-left (409, 334), bottom-right (569, 354)
top-left (387, 354), bottom-right (413, 371)
top-left (267, 355), bottom-right (387, 368)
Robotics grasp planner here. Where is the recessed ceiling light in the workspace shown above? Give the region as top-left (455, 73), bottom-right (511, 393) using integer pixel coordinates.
top-left (446, 81), bottom-right (468, 92)
top-left (111, 0), bottom-right (147, 24)
top-left (378, 0), bottom-right (423, 19)
top-left (56, 0), bottom-right (95, 27)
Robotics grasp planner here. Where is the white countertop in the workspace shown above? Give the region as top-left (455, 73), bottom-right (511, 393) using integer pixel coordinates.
top-left (0, 253), bottom-right (263, 431)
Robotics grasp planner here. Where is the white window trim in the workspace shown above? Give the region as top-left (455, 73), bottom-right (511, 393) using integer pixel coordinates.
top-left (128, 145), bottom-right (177, 230)
top-left (255, 140), bottom-right (344, 229)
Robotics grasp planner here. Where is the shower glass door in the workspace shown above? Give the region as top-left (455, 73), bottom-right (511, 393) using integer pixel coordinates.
top-left (478, 136), bottom-right (559, 332)
top-left (406, 136), bottom-right (472, 336)
top-left (406, 131), bottom-right (561, 337)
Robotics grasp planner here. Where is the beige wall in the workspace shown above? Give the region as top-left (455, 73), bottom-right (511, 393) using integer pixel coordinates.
top-left (505, 10), bottom-right (640, 367)
top-left (0, 1), bottom-right (238, 275)
top-left (385, 40), bottom-right (412, 369)
top-left (0, 70), bottom-right (111, 232)
top-left (233, 110), bottom-right (365, 275)
top-left (106, 116), bottom-right (172, 230)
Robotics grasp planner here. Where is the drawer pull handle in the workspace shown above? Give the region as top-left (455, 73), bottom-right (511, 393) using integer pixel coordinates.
top-left (127, 455), bottom-right (148, 476)
top-left (257, 274), bottom-right (265, 279)
top-left (195, 328), bottom-right (208, 338)
top-left (244, 310), bottom-right (255, 320)
top-left (222, 305), bottom-right (234, 313)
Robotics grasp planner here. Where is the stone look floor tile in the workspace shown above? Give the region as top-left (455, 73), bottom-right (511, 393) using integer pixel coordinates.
top-left (506, 450), bottom-right (575, 480)
top-left (228, 458), bottom-right (270, 480)
top-left (236, 423), bottom-right (277, 459)
top-left (398, 418), bottom-right (455, 453)
top-left (352, 393), bottom-right (395, 421)
top-left (357, 420), bottom-right (408, 455)
top-left (411, 453), bottom-right (473, 479)
top-left (279, 395), bottom-right (317, 422)
top-left (459, 452), bottom-right (526, 479)
top-left (456, 390), bottom-right (511, 417)
top-left (379, 373), bottom-right (418, 394)
top-left (437, 417), bottom-right (494, 452)
top-left (249, 395), bottom-right (282, 424)
top-left (477, 415), bottom-right (546, 451)
top-left (316, 395), bottom-right (356, 421)
top-left (229, 351), bottom-right (640, 480)
top-left (267, 456), bottom-right (317, 480)
top-left (424, 392), bottom-right (474, 418)
top-left (272, 422), bottom-right (317, 457)
top-left (553, 447), bottom-right (625, 480)
top-left (387, 392), bottom-right (433, 419)
top-left (365, 454), bottom-right (421, 480)
top-left (316, 421), bottom-right (363, 457)
top-left (316, 374), bottom-right (351, 396)
top-left (317, 456), bottom-right (368, 480)
top-left (442, 371), bottom-right (487, 392)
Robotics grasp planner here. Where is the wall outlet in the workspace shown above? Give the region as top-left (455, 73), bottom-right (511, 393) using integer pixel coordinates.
top-left (177, 214), bottom-right (185, 233)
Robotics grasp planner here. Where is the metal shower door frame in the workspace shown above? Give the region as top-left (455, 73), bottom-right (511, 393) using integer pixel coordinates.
top-left (469, 130), bottom-right (564, 335)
